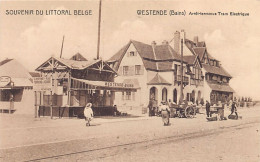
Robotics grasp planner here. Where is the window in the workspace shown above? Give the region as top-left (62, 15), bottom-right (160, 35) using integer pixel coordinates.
top-left (135, 65), bottom-right (141, 75)
top-left (216, 61), bottom-right (219, 67)
top-left (129, 51), bottom-right (136, 56)
top-left (123, 66), bottom-right (129, 76)
top-left (126, 91), bottom-right (131, 100)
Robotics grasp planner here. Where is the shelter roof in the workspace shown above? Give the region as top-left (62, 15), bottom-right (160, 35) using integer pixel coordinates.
top-left (207, 82), bottom-right (235, 93)
top-left (203, 64), bottom-right (232, 77)
top-left (147, 73), bottom-right (171, 85)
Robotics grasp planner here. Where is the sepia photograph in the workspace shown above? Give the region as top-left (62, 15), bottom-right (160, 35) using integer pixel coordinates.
top-left (0, 0), bottom-right (259, 161)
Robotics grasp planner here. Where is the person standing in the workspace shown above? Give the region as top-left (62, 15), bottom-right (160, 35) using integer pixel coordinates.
top-left (206, 100), bottom-right (211, 117)
top-left (84, 103), bottom-right (93, 126)
top-left (230, 101), bottom-right (238, 119)
top-left (160, 101), bottom-right (170, 126)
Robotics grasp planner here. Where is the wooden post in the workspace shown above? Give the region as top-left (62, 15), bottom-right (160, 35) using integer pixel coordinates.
top-left (34, 91), bottom-right (37, 118)
top-left (50, 91), bottom-right (53, 119)
top-left (180, 39), bottom-right (184, 104)
top-left (39, 91), bottom-right (42, 117)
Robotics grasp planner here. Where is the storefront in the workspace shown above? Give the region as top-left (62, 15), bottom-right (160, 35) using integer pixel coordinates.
top-left (35, 54), bottom-right (136, 118)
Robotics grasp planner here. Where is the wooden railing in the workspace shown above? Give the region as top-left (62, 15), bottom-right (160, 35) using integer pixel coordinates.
top-left (190, 78), bottom-right (204, 86)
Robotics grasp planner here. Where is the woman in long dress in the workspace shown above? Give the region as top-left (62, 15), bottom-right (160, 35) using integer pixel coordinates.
top-left (84, 103), bottom-right (93, 126)
top-left (159, 101), bottom-right (170, 126)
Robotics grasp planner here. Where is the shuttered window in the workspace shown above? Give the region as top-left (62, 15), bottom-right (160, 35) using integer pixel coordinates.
top-left (135, 65), bottom-right (141, 75)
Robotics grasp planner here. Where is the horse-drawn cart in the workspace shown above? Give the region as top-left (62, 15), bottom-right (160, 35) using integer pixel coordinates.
top-left (170, 103), bottom-right (196, 118)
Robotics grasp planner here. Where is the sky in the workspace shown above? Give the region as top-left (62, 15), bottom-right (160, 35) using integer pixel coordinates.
top-left (0, 0), bottom-right (260, 100)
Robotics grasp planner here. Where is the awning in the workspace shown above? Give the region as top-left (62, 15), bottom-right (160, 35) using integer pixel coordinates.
top-left (0, 81), bottom-right (9, 87)
top-left (71, 78), bottom-right (137, 92)
top-left (11, 78), bottom-right (33, 87)
top-left (0, 78), bottom-right (32, 89)
top-left (123, 79), bottom-right (140, 89)
top-left (207, 82), bottom-right (235, 93)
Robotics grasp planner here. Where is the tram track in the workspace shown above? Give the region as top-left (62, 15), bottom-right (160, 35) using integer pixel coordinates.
top-left (23, 120), bottom-right (260, 162)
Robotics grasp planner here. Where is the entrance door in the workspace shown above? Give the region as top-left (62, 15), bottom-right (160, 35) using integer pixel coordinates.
top-left (149, 87), bottom-right (158, 101)
top-left (173, 89), bottom-right (177, 103)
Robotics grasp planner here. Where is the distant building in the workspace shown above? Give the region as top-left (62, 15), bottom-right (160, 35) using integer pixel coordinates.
top-left (181, 31), bottom-right (234, 104)
top-left (107, 30), bottom-right (234, 114)
top-left (0, 59), bottom-right (34, 114)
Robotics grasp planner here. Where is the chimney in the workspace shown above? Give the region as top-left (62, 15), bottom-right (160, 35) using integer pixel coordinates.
top-left (194, 36), bottom-right (199, 46)
top-left (174, 31), bottom-right (180, 54)
top-left (151, 41), bottom-right (156, 48)
top-left (162, 40), bottom-right (169, 45)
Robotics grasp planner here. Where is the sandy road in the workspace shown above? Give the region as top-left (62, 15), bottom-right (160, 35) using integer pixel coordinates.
top-left (0, 107), bottom-right (259, 161)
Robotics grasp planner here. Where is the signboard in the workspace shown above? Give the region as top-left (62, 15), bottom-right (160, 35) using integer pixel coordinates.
top-left (104, 82), bottom-right (134, 88)
top-left (0, 76), bottom-right (11, 87)
top-left (33, 77), bottom-right (52, 91)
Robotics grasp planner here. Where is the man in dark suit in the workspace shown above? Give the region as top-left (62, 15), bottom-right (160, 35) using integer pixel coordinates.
top-left (206, 100), bottom-right (211, 117)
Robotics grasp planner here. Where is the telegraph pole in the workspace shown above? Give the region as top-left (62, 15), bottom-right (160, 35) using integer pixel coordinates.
top-left (96, 0), bottom-right (102, 59)
top-left (60, 35), bottom-right (65, 58)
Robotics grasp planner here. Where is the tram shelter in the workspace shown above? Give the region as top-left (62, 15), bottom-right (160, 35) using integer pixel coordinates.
top-left (35, 54), bottom-right (136, 118)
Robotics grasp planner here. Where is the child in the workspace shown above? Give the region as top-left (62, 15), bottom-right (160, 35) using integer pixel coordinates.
top-left (84, 103), bottom-right (93, 126)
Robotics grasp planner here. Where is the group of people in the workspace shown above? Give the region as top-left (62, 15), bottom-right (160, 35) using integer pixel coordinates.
top-left (85, 99), bottom-right (239, 127)
top-left (205, 100), bottom-right (238, 119)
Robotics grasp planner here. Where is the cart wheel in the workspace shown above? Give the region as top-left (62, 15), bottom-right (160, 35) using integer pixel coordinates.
top-left (185, 106), bottom-right (195, 118)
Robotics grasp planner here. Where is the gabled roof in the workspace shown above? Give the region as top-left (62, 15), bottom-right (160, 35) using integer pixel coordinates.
top-left (0, 59), bottom-right (13, 66)
top-left (197, 41), bottom-right (206, 47)
top-left (157, 61), bottom-right (173, 71)
top-left (147, 73), bottom-right (171, 85)
top-left (193, 47), bottom-right (206, 60)
top-left (107, 40), bottom-right (183, 71)
top-left (36, 56), bottom-right (117, 74)
top-left (55, 57), bottom-right (99, 69)
top-left (131, 40), bottom-right (154, 60)
top-left (0, 59), bottom-right (33, 87)
top-left (70, 53), bottom-right (87, 61)
top-left (203, 64), bottom-right (232, 78)
top-left (207, 82), bottom-right (235, 93)
top-left (183, 55), bottom-right (196, 65)
top-left (0, 59), bottom-right (31, 78)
